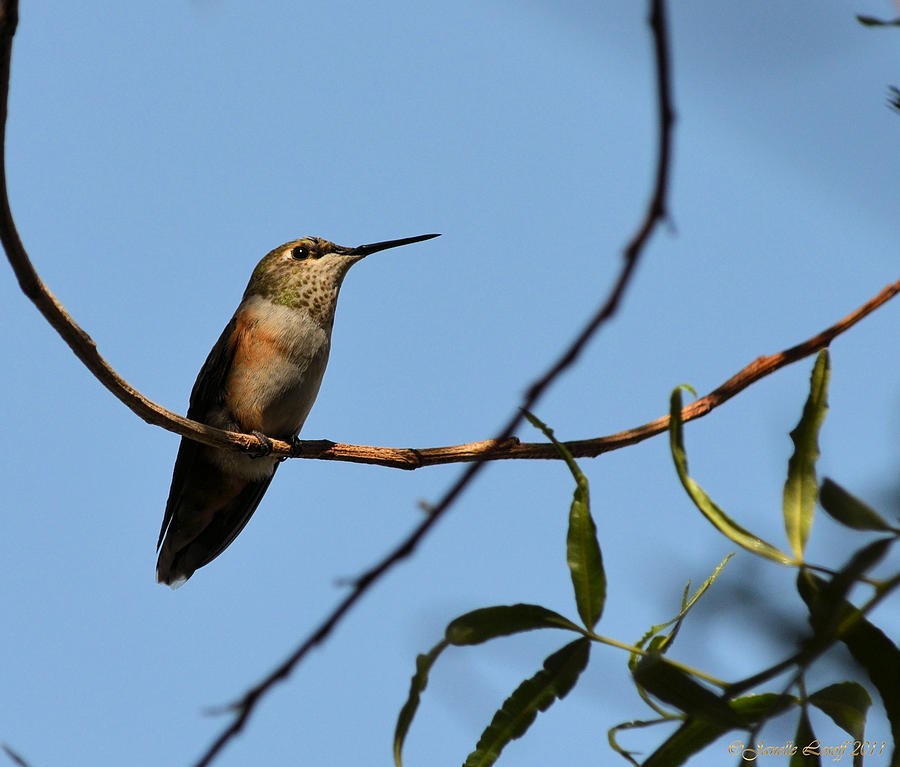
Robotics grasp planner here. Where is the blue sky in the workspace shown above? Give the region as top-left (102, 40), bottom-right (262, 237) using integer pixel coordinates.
top-left (2, 1), bottom-right (898, 766)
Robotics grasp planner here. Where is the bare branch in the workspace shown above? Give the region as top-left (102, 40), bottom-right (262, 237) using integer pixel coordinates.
top-left (288, 277), bottom-right (900, 468)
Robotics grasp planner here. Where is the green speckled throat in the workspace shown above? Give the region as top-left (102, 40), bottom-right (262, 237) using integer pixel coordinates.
top-left (243, 237), bottom-right (363, 326)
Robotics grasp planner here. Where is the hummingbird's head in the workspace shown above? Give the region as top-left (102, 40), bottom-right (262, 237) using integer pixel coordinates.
top-left (243, 234), bottom-right (440, 317)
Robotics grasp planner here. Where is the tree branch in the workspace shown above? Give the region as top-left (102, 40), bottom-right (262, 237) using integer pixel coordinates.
top-left (287, 276), bottom-right (900, 467)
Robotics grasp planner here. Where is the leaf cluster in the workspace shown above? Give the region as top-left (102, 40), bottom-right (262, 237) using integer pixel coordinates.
top-left (392, 352), bottom-right (900, 767)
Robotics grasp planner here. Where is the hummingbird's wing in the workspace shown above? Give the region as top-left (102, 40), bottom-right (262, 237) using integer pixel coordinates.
top-left (187, 316), bottom-right (241, 420)
top-left (156, 459), bottom-right (277, 585)
top-left (157, 316), bottom-right (240, 551)
top-left (172, 466), bottom-right (277, 571)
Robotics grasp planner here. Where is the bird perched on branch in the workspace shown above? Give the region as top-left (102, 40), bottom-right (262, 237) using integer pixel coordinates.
top-left (156, 233), bottom-right (440, 587)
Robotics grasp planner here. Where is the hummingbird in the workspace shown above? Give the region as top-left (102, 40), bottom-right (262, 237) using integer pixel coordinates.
top-left (156, 232), bottom-right (440, 587)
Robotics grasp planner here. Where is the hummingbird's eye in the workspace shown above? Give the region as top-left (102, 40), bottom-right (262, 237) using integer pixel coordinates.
top-left (290, 245), bottom-right (309, 261)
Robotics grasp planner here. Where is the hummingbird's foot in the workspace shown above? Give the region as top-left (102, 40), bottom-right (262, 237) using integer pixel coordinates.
top-left (289, 435), bottom-right (304, 456)
top-left (247, 430), bottom-right (274, 459)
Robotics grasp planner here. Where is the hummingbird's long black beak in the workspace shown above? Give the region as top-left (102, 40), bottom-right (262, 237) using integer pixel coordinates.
top-left (348, 233), bottom-right (440, 257)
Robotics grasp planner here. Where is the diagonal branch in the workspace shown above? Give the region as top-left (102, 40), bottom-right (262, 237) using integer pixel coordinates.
top-left (0, 2), bottom-right (266, 457)
top-left (190, 2), bottom-right (676, 765)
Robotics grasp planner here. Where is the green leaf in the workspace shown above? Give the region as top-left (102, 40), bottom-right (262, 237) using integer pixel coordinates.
top-left (525, 411), bottom-right (606, 629)
top-left (393, 640), bottom-right (448, 767)
top-left (462, 638), bottom-right (590, 767)
top-left (797, 573), bottom-right (900, 754)
top-left (819, 478), bottom-right (896, 532)
top-left (632, 652), bottom-right (740, 726)
top-left (669, 386), bottom-right (793, 565)
top-left (783, 350), bottom-right (829, 561)
top-left (630, 554), bottom-right (733, 674)
top-left (789, 708), bottom-right (820, 767)
top-left (445, 604), bottom-right (583, 646)
top-left (808, 682), bottom-right (871, 743)
top-left (641, 693), bottom-right (797, 767)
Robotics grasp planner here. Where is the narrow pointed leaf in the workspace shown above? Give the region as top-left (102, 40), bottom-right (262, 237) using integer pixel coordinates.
top-left (789, 708), bottom-right (820, 767)
top-left (630, 554), bottom-right (734, 672)
top-left (445, 604), bottom-right (583, 646)
top-left (462, 638), bottom-right (590, 767)
top-left (808, 682), bottom-right (871, 742)
top-left (798, 573), bottom-right (900, 754)
top-left (819, 478), bottom-right (895, 532)
top-left (783, 350), bottom-right (829, 560)
top-left (642, 693), bottom-right (797, 767)
top-left (669, 387), bottom-right (792, 565)
top-left (525, 411), bottom-right (606, 629)
top-left (677, 554), bottom-right (733, 622)
top-left (393, 640), bottom-right (448, 767)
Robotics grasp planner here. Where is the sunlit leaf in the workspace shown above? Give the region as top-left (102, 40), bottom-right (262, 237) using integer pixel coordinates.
top-left (641, 694), bottom-right (797, 767)
top-left (669, 386), bottom-right (792, 565)
top-left (809, 682), bottom-right (871, 743)
top-left (819, 478), bottom-right (895, 532)
top-left (462, 638), bottom-right (590, 767)
top-left (445, 604), bottom-right (583, 646)
top-left (393, 640), bottom-right (448, 767)
top-left (789, 708), bottom-right (820, 767)
top-left (783, 350), bottom-right (829, 561)
top-left (630, 553), bottom-right (733, 672)
top-left (525, 411), bottom-right (606, 629)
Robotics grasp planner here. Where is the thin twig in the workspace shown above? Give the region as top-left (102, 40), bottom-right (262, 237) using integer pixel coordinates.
top-left (189, 2), bottom-right (676, 764)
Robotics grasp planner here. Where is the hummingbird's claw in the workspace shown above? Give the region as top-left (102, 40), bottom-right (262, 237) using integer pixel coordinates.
top-left (247, 430), bottom-right (274, 459)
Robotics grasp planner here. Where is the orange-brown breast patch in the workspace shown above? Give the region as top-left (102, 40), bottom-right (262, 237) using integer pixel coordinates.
top-left (224, 312), bottom-right (291, 431)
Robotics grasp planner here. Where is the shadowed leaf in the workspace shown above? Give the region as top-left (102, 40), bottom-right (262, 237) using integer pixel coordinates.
top-left (524, 411), bottom-right (606, 630)
top-left (798, 572), bottom-right (900, 755)
top-left (445, 604), bottom-right (583, 646)
top-left (819, 478), bottom-right (895, 532)
top-left (632, 652), bottom-right (739, 726)
top-left (462, 638), bottom-right (590, 767)
top-left (669, 386), bottom-right (792, 565)
top-left (641, 694), bottom-right (797, 767)
top-left (789, 708), bottom-right (820, 767)
top-left (393, 640), bottom-right (448, 767)
top-left (808, 681), bottom-right (871, 743)
top-left (800, 539), bottom-right (892, 637)
top-left (783, 350), bottom-right (829, 560)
